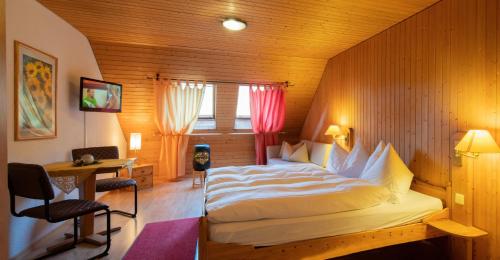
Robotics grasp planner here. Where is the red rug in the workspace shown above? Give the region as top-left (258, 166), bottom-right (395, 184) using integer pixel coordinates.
top-left (123, 217), bottom-right (200, 260)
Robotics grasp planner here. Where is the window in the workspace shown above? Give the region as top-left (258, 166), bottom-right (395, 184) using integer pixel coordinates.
top-left (198, 84), bottom-right (215, 119)
top-left (194, 84), bottom-right (216, 130)
top-left (234, 85), bottom-right (252, 129)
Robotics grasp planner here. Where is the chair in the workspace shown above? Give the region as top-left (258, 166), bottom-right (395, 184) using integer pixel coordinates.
top-left (72, 146), bottom-right (137, 218)
top-left (8, 163), bottom-right (111, 259)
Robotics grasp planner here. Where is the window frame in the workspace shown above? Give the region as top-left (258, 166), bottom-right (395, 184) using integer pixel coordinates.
top-left (197, 84), bottom-right (216, 120)
top-left (234, 85), bottom-right (252, 130)
top-left (235, 85), bottom-right (251, 119)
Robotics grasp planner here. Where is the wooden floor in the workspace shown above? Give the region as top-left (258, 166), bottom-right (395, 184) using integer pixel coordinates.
top-left (14, 178), bottom-right (204, 260)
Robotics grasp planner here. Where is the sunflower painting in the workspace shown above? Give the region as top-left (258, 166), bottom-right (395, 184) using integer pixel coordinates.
top-left (14, 41), bottom-right (57, 141)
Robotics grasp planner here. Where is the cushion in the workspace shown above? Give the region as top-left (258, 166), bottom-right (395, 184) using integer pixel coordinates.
top-left (20, 199), bottom-right (108, 222)
top-left (288, 143), bottom-right (309, 163)
top-left (360, 144), bottom-right (414, 203)
top-left (301, 140), bottom-right (314, 155)
top-left (279, 141), bottom-right (303, 158)
top-left (362, 141), bottom-right (385, 174)
top-left (326, 142), bottom-right (349, 173)
top-left (310, 142), bottom-right (332, 167)
top-left (96, 177), bottom-right (137, 192)
top-left (337, 138), bottom-right (369, 178)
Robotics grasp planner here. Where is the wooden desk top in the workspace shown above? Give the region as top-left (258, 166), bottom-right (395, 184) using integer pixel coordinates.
top-left (44, 159), bottom-right (133, 177)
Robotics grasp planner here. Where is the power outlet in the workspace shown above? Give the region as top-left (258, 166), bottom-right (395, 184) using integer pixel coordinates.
top-left (455, 193), bottom-right (465, 205)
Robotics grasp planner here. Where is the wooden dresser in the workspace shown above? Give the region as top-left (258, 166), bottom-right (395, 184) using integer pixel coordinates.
top-left (129, 164), bottom-right (154, 190)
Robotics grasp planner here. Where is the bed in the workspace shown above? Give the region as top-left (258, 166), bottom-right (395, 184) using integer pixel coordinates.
top-left (198, 140), bottom-right (451, 260)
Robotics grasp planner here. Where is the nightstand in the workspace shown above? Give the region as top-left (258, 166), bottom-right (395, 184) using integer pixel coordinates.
top-left (129, 164), bottom-right (154, 190)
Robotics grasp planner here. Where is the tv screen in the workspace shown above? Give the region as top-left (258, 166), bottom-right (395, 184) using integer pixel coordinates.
top-left (80, 77), bottom-right (122, 113)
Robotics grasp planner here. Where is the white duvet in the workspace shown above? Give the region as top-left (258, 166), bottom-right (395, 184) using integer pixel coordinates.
top-left (205, 164), bottom-right (391, 223)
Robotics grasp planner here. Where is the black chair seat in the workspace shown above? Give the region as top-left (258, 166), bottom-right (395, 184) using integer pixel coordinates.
top-left (19, 199), bottom-right (108, 222)
top-left (96, 177), bottom-right (136, 192)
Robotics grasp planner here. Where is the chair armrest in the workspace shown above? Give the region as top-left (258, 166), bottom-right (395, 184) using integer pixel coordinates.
top-left (266, 145), bottom-right (282, 161)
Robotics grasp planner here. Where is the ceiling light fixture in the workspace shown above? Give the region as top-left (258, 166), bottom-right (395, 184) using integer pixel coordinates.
top-left (222, 18), bottom-right (247, 31)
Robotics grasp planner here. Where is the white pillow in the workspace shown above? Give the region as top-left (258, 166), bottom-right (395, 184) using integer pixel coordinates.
top-left (362, 141), bottom-right (385, 174)
top-left (288, 143), bottom-right (309, 163)
top-left (337, 138), bottom-right (369, 178)
top-left (360, 144), bottom-right (414, 203)
top-left (301, 140), bottom-right (314, 155)
top-left (281, 141), bottom-right (308, 162)
top-left (310, 142), bottom-right (332, 167)
top-left (326, 142), bottom-right (348, 172)
top-left (279, 141), bottom-right (302, 158)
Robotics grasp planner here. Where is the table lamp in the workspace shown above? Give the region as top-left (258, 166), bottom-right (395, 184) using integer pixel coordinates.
top-left (130, 133), bottom-right (142, 164)
top-left (455, 129), bottom-right (500, 158)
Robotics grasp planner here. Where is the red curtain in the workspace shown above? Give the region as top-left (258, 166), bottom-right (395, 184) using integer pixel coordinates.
top-left (249, 85), bottom-right (286, 164)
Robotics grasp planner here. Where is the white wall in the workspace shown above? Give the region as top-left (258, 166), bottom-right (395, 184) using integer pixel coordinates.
top-left (0, 0), bottom-right (9, 258)
top-left (6, 0), bottom-right (127, 257)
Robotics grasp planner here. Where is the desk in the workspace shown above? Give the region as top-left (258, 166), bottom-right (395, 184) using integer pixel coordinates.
top-left (44, 159), bottom-right (132, 245)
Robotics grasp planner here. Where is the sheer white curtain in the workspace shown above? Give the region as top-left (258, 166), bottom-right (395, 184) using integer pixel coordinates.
top-left (154, 80), bottom-right (205, 180)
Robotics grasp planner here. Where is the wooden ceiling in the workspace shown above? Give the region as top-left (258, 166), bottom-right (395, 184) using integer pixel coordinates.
top-left (36, 0), bottom-right (439, 167)
top-left (38, 0), bottom-right (438, 59)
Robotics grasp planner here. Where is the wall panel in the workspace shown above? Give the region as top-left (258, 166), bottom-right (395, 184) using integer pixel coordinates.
top-left (301, 0), bottom-right (499, 258)
top-left (92, 42), bottom-right (324, 179)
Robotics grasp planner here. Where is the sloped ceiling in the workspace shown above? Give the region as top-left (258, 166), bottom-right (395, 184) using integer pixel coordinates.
top-left (38, 0), bottom-right (439, 135)
top-left (38, 0), bottom-right (438, 59)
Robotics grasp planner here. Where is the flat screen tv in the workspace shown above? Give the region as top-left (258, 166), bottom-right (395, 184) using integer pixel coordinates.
top-left (80, 77), bottom-right (122, 113)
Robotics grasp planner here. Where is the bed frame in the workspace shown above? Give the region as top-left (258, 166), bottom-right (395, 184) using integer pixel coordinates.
top-left (199, 178), bottom-right (451, 260)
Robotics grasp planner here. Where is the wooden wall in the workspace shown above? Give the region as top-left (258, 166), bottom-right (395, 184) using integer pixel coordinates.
top-left (92, 42), bottom-right (325, 179)
top-left (0, 0), bottom-right (8, 257)
top-left (184, 83), bottom-right (256, 176)
top-left (301, 0), bottom-right (500, 258)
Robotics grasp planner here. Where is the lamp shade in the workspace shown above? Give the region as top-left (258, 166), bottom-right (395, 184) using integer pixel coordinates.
top-left (324, 125), bottom-right (341, 136)
top-left (130, 133), bottom-right (142, 151)
top-left (455, 130), bottom-right (500, 156)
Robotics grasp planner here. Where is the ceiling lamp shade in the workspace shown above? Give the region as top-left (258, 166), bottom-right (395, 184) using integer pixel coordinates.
top-left (455, 130), bottom-right (500, 157)
top-left (324, 125), bottom-right (342, 136)
top-left (222, 18), bottom-right (247, 31)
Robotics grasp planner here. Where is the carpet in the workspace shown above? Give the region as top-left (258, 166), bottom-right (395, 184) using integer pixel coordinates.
top-left (123, 217), bottom-right (200, 260)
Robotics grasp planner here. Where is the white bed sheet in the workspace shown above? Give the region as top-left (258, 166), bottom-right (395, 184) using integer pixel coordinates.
top-left (209, 190), bottom-right (443, 246)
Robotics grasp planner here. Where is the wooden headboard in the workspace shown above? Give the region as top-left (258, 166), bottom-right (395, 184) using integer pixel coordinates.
top-left (411, 178), bottom-right (451, 208)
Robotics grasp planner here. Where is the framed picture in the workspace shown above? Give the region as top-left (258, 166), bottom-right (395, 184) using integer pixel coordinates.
top-left (14, 41), bottom-right (57, 141)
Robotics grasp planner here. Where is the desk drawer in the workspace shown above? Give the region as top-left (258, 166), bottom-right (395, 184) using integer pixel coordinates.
top-left (132, 166), bottom-right (153, 177)
top-left (135, 175), bottom-right (153, 190)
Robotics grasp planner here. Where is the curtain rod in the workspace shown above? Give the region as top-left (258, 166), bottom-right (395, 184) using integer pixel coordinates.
top-left (146, 73), bottom-right (291, 87)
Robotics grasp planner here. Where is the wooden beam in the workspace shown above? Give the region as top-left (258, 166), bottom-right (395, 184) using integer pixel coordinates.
top-left (205, 222), bottom-right (447, 260)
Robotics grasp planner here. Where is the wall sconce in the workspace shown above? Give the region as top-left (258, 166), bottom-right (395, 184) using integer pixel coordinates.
top-left (455, 130), bottom-right (500, 158)
top-left (325, 124), bottom-right (349, 144)
top-left (130, 133), bottom-right (142, 163)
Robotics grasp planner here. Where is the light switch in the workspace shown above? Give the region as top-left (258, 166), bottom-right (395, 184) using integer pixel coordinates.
top-left (455, 193), bottom-right (465, 205)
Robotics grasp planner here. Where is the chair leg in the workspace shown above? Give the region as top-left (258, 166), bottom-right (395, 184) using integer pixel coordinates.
top-left (95, 185), bottom-right (137, 218)
top-left (88, 208), bottom-right (111, 260)
top-left (73, 217), bottom-right (78, 246)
